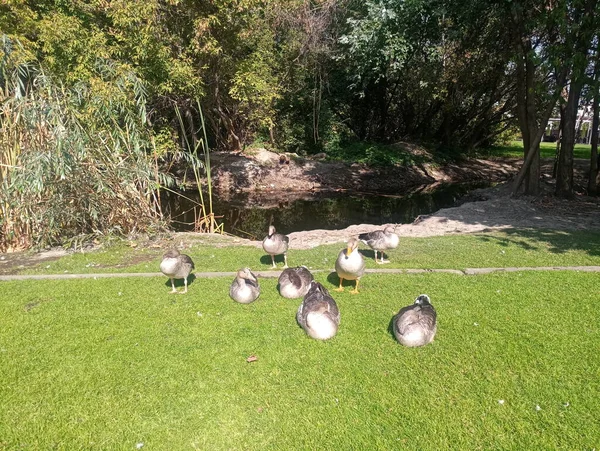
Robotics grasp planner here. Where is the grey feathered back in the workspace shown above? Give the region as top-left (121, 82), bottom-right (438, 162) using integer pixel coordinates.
top-left (278, 266), bottom-right (314, 298)
top-left (296, 281), bottom-right (340, 340)
top-left (393, 295), bottom-right (437, 347)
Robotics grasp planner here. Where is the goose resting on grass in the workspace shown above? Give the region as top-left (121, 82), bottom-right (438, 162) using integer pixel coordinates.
top-left (296, 281), bottom-right (340, 340)
top-left (359, 225), bottom-right (399, 264)
top-left (393, 294), bottom-right (437, 347)
top-left (160, 249), bottom-right (195, 294)
top-left (278, 266), bottom-right (314, 299)
top-left (335, 237), bottom-right (366, 294)
top-left (262, 225), bottom-right (289, 268)
top-left (229, 268), bottom-right (260, 304)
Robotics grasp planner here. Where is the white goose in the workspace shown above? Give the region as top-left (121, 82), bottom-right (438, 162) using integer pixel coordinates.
top-left (278, 266), bottom-right (314, 299)
top-left (229, 268), bottom-right (260, 304)
top-left (262, 225), bottom-right (289, 269)
top-left (334, 237), bottom-right (366, 294)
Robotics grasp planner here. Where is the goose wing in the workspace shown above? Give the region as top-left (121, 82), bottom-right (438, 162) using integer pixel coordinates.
top-left (299, 283), bottom-right (339, 323)
top-left (180, 254), bottom-right (195, 269)
top-left (359, 230), bottom-right (385, 247)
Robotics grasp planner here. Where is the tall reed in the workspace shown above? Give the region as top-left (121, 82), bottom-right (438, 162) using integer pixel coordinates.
top-left (0, 36), bottom-right (174, 251)
top-left (173, 101), bottom-right (222, 234)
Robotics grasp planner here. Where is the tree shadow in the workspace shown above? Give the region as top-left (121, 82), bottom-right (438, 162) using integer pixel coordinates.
top-left (475, 228), bottom-right (600, 257)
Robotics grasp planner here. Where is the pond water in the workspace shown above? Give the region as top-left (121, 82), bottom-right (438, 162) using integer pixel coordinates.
top-left (164, 182), bottom-right (489, 240)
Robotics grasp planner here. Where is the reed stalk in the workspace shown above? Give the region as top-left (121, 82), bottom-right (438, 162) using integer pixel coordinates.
top-left (172, 101), bottom-right (222, 234)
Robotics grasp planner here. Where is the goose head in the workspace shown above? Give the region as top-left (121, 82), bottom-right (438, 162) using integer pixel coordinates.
top-left (163, 249), bottom-right (181, 259)
top-left (344, 238), bottom-right (360, 258)
top-left (267, 225), bottom-right (276, 237)
top-left (414, 294), bottom-right (431, 306)
top-left (384, 225), bottom-right (398, 234)
top-left (307, 280), bottom-right (325, 295)
top-left (237, 267), bottom-right (258, 283)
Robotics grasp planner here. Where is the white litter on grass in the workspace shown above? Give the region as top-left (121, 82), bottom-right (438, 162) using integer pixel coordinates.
top-left (498, 399), bottom-right (505, 405)
top-left (535, 405), bottom-right (541, 411)
top-left (563, 402), bottom-right (570, 407)
top-left (118, 292), bottom-right (123, 296)
top-left (136, 443), bottom-right (144, 449)
top-left (196, 312), bottom-right (203, 317)
top-left (473, 322), bottom-right (479, 326)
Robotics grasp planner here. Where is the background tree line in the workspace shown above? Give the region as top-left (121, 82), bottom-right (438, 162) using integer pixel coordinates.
top-left (1, 0), bottom-right (599, 248)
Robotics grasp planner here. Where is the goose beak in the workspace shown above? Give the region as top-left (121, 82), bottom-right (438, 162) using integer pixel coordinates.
top-left (346, 245), bottom-right (352, 257)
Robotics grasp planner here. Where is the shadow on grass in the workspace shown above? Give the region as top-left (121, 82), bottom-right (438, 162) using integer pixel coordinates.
top-left (387, 315), bottom-right (397, 342)
top-left (325, 271), bottom-right (360, 291)
top-left (259, 254), bottom-right (287, 267)
top-left (475, 229), bottom-right (600, 257)
top-left (163, 273), bottom-right (197, 290)
top-left (358, 249), bottom-right (392, 262)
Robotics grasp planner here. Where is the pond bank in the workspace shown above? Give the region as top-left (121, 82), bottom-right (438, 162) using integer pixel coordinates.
top-left (207, 148), bottom-right (520, 201)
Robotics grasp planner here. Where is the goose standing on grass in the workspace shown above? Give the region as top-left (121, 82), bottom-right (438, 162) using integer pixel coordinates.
top-left (297, 281), bottom-right (340, 340)
top-left (335, 237), bottom-right (366, 294)
top-left (359, 225), bottom-right (399, 264)
top-left (229, 268), bottom-right (261, 304)
top-left (160, 249), bottom-right (195, 294)
top-left (262, 225), bottom-right (289, 269)
top-left (278, 266), bottom-right (314, 299)
top-left (393, 294), bottom-right (437, 347)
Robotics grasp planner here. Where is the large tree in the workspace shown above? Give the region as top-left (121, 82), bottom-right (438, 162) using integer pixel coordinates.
top-left (555, 0), bottom-right (599, 197)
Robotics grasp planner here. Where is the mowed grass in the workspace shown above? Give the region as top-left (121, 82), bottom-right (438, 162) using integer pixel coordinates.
top-left (0, 271), bottom-right (599, 450)
top-left (477, 140), bottom-right (592, 159)
top-left (13, 229), bottom-right (600, 276)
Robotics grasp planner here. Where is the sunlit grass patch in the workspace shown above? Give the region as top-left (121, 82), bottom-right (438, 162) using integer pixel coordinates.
top-left (478, 140), bottom-right (591, 159)
top-left (0, 271), bottom-right (598, 449)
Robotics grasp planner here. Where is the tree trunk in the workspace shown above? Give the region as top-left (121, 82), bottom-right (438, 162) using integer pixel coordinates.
top-left (556, 79), bottom-right (583, 197)
top-left (552, 106), bottom-right (564, 178)
top-left (512, 67), bottom-right (568, 195)
top-left (589, 49), bottom-right (600, 194)
top-left (556, 0), bottom-right (598, 197)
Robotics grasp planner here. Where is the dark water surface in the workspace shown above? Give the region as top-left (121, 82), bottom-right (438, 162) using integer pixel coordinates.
top-left (164, 182), bottom-right (489, 239)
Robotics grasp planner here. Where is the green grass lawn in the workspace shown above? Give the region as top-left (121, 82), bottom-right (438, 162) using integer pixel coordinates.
top-left (477, 140), bottom-right (592, 159)
top-left (15, 228), bottom-right (600, 276)
top-left (1, 270), bottom-right (598, 450)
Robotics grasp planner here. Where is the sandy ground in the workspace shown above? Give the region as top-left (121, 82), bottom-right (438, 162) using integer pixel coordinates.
top-left (280, 182), bottom-right (600, 249)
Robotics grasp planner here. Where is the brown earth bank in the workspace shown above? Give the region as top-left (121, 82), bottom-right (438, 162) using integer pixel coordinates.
top-left (207, 147), bottom-right (520, 202)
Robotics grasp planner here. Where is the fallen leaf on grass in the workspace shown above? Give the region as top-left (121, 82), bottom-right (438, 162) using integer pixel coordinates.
top-left (246, 355), bottom-right (258, 363)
